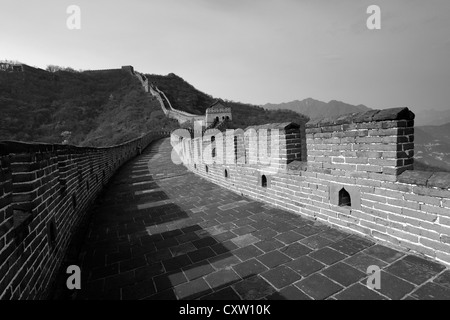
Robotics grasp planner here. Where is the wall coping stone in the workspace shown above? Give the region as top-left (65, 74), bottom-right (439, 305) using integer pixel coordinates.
top-left (245, 122), bottom-right (300, 131)
top-left (398, 170), bottom-right (450, 189)
top-left (0, 131), bottom-right (169, 156)
top-left (286, 160), bottom-right (308, 172)
top-left (306, 107), bottom-right (415, 129)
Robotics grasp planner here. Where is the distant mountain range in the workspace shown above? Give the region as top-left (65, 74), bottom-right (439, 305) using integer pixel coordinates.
top-left (414, 109), bottom-right (450, 126)
top-left (263, 98), bottom-right (450, 127)
top-left (262, 98), bottom-right (370, 120)
top-left (263, 98), bottom-right (450, 172)
top-left (414, 123), bottom-right (450, 172)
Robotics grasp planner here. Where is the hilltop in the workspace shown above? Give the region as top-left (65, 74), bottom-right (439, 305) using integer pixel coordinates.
top-left (263, 98), bottom-right (370, 120)
top-left (145, 73), bottom-right (309, 129)
top-left (0, 64), bottom-right (309, 147)
top-left (0, 65), bottom-right (179, 147)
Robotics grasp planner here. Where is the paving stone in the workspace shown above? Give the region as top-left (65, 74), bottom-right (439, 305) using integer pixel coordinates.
top-left (200, 287), bottom-right (241, 300)
top-left (122, 279), bottom-right (156, 300)
top-left (300, 235), bottom-right (333, 250)
top-left (252, 228), bottom-right (279, 240)
top-left (334, 283), bottom-right (386, 300)
top-left (211, 241), bottom-right (238, 255)
top-left (162, 254), bottom-right (192, 272)
top-left (254, 239), bottom-right (285, 253)
top-left (319, 228), bottom-right (349, 242)
top-left (193, 236), bottom-right (218, 249)
top-left (214, 231), bottom-right (237, 242)
top-left (119, 257), bottom-right (147, 273)
top-left (233, 225), bottom-right (257, 236)
top-left (231, 234), bottom-right (260, 248)
top-left (343, 252), bottom-right (388, 272)
top-left (366, 271), bottom-right (415, 300)
top-left (329, 237), bottom-right (373, 256)
top-left (134, 262), bottom-right (165, 282)
top-left (234, 218), bottom-right (254, 227)
top-left (82, 279), bottom-right (104, 296)
top-left (205, 269), bottom-right (241, 290)
top-left (214, 222), bottom-right (236, 232)
top-left (410, 282), bottom-right (450, 300)
top-left (131, 243), bottom-right (157, 256)
top-left (321, 262), bottom-right (366, 287)
top-left (363, 244), bottom-right (404, 263)
top-left (433, 270), bottom-right (450, 289)
top-left (154, 238), bottom-right (179, 251)
top-left (232, 276), bottom-right (277, 300)
top-left (275, 230), bottom-right (305, 244)
top-left (266, 285), bottom-right (311, 300)
top-left (209, 253), bottom-right (241, 270)
top-left (90, 264), bottom-right (119, 281)
top-left (257, 250), bottom-right (292, 268)
top-left (162, 229), bottom-right (183, 239)
top-left (106, 250), bottom-right (132, 265)
top-left (261, 265), bottom-right (302, 289)
top-left (181, 225), bottom-right (203, 233)
top-left (174, 278), bottom-right (212, 300)
top-left (104, 271), bottom-right (136, 291)
top-left (294, 225), bottom-right (322, 237)
top-left (250, 221), bottom-right (275, 231)
top-left (309, 247), bottom-right (347, 265)
top-left (183, 262), bottom-right (215, 281)
top-left (279, 242), bottom-right (312, 259)
top-left (385, 255), bottom-right (446, 285)
top-left (295, 273), bottom-right (343, 300)
top-left (270, 221), bottom-right (296, 233)
top-left (286, 256), bottom-right (325, 277)
top-left (175, 232), bottom-right (200, 244)
top-left (170, 242), bottom-right (197, 257)
top-left (233, 245), bottom-right (265, 261)
top-left (233, 259), bottom-right (269, 279)
top-left (188, 247), bottom-right (217, 263)
top-left (146, 248), bottom-right (172, 264)
top-left (153, 271), bottom-right (188, 292)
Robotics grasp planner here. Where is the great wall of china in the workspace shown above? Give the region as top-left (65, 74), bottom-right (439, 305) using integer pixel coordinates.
top-left (0, 64), bottom-right (173, 299)
top-left (130, 67), bottom-right (206, 126)
top-left (0, 129), bottom-right (170, 299)
top-left (171, 109), bottom-right (450, 267)
top-left (1, 64), bottom-right (449, 299)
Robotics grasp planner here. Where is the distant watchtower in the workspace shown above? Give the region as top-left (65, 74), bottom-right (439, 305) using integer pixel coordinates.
top-left (121, 65), bottom-right (135, 75)
top-left (205, 100), bottom-right (232, 127)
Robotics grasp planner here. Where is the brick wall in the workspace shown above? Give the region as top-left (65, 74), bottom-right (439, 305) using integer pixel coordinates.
top-left (0, 131), bottom-right (169, 299)
top-left (171, 107), bottom-right (450, 267)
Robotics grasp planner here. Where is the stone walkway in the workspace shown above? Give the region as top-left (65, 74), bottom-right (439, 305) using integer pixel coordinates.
top-left (74, 138), bottom-right (450, 300)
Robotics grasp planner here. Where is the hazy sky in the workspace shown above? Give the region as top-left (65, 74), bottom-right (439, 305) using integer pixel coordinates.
top-left (2, 0), bottom-right (450, 112)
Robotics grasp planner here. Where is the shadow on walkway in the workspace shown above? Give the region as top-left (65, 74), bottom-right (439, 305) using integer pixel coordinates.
top-left (53, 139), bottom-right (450, 300)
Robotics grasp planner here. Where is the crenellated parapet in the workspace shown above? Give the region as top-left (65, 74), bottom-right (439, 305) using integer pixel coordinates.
top-left (0, 131), bottom-right (169, 299)
top-left (171, 107), bottom-right (450, 267)
top-left (306, 107), bottom-right (415, 176)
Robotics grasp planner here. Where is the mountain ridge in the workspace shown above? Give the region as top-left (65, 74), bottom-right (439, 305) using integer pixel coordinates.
top-left (262, 98), bottom-right (370, 120)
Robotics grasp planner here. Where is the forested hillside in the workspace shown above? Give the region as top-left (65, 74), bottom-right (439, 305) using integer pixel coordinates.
top-left (0, 67), bottom-right (179, 146)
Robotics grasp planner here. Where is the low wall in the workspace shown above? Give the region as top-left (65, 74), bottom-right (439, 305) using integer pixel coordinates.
top-left (171, 107), bottom-right (450, 267)
top-left (0, 131), bottom-right (169, 299)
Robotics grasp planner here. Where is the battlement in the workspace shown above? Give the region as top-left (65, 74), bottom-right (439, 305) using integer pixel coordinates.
top-left (171, 107), bottom-right (450, 267)
top-left (0, 131), bottom-right (169, 299)
top-left (306, 107), bottom-right (415, 176)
